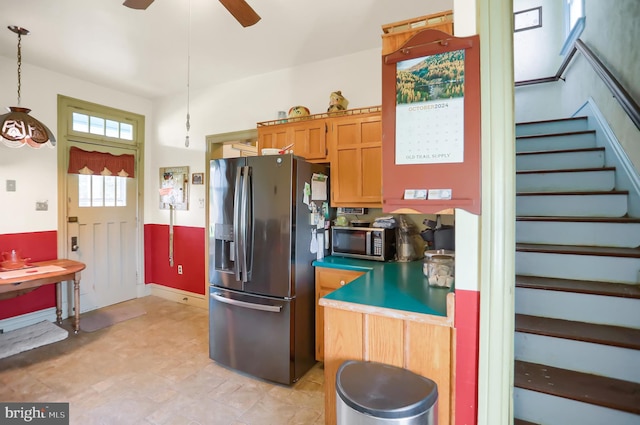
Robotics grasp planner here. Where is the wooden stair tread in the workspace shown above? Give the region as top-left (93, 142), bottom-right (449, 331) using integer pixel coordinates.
top-left (516, 146), bottom-right (604, 156)
top-left (517, 216), bottom-right (640, 224)
top-left (514, 419), bottom-right (540, 425)
top-left (516, 129), bottom-right (595, 140)
top-left (517, 166), bottom-right (615, 175)
top-left (516, 314), bottom-right (640, 350)
top-left (516, 243), bottom-right (640, 258)
top-left (517, 190), bottom-right (628, 196)
top-left (514, 360), bottom-right (640, 415)
top-left (516, 275), bottom-right (640, 299)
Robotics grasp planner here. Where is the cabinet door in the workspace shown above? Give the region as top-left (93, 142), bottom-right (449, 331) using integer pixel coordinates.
top-left (330, 113), bottom-right (382, 207)
top-left (291, 120), bottom-right (327, 161)
top-left (257, 125), bottom-right (288, 152)
top-left (315, 267), bottom-right (365, 361)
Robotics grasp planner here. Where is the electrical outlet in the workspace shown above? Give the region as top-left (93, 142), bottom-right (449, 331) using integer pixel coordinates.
top-left (36, 201), bottom-right (48, 211)
top-left (6, 180), bottom-right (16, 192)
top-left (177, 265), bottom-right (183, 274)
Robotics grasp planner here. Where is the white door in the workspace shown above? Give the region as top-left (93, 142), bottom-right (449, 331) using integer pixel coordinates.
top-left (67, 145), bottom-right (138, 312)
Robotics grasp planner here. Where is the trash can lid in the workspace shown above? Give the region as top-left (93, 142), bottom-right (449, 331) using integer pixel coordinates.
top-left (336, 360), bottom-right (438, 419)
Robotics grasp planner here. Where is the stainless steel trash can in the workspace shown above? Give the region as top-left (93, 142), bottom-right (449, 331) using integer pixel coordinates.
top-left (336, 360), bottom-right (438, 424)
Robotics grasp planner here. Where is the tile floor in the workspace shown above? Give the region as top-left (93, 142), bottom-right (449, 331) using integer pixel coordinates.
top-left (0, 296), bottom-right (325, 425)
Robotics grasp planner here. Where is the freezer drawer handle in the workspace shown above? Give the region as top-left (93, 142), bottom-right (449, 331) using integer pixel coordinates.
top-left (211, 292), bottom-right (283, 313)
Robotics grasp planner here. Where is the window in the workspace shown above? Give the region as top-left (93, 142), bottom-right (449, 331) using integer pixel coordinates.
top-left (78, 174), bottom-right (127, 207)
top-left (560, 0), bottom-right (586, 55)
top-left (72, 112), bottom-right (134, 141)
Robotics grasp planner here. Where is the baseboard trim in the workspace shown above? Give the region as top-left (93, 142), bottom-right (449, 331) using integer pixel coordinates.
top-left (147, 284), bottom-right (207, 310)
top-left (0, 308), bottom-right (58, 333)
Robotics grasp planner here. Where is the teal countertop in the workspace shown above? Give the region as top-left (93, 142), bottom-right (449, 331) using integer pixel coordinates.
top-left (313, 256), bottom-right (453, 318)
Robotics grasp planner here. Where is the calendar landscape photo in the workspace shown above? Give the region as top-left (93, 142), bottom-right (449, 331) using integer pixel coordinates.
top-left (396, 49), bottom-right (465, 104)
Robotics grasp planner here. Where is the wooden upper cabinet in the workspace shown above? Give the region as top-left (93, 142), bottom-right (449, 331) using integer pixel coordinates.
top-left (329, 110), bottom-right (383, 207)
top-left (291, 119), bottom-right (327, 161)
top-left (257, 125), bottom-right (288, 150)
top-left (257, 118), bottom-right (328, 163)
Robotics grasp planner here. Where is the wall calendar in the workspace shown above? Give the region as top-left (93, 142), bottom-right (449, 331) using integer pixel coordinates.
top-left (395, 49), bottom-right (466, 165)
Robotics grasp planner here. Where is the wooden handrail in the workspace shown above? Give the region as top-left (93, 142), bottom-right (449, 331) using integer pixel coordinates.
top-left (515, 39), bottom-right (640, 131)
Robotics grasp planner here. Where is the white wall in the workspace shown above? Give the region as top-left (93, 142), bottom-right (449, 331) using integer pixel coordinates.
top-left (0, 56), bottom-right (153, 235)
top-left (514, 0), bottom-right (640, 174)
top-left (561, 0), bottom-right (640, 171)
top-left (147, 48), bottom-right (388, 227)
top-left (513, 0), bottom-right (565, 122)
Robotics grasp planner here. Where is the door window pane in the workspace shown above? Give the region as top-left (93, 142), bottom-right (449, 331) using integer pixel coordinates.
top-left (120, 123), bottom-right (133, 140)
top-left (78, 175), bottom-right (91, 207)
top-left (116, 177), bottom-right (127, 206)
top-left (89, 116), bottom-right (105, 135)
top-left (91, 176), bottom-right (104, 207)
top-left (105, 120), bottom-right (119, 138)
top-left (104, 176), bottom-right (116, 206)
top-left (72, 113), bottom-right (89, 133)
top-left (78, 175), bottom-right (127, 207)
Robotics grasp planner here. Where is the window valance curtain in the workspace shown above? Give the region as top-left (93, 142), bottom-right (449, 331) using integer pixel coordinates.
top-left (67, 146), bottom-right (135, 178)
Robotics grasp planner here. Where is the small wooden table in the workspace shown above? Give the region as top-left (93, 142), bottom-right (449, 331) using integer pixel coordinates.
top-left (0, 259), bottom-right (86, 333)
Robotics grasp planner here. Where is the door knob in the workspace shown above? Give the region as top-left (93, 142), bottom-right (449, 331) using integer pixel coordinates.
top-left (71, 236), bottom-right (79, 252)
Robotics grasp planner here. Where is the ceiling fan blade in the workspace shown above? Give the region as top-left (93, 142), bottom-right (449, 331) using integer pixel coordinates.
top-left (123, 0), bottom-right (155, 10)
top-left (218, 0), bottom-right (261, 27)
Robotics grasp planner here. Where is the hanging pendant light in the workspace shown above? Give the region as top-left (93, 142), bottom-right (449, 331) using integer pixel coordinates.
top-left (0, 26), bottom-right (56, 148)
top-left (184, 0), bottom-right (192, 148)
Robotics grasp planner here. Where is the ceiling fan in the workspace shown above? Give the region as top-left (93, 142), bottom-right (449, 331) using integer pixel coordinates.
top-left (122, 0), bottom-right (261, 27)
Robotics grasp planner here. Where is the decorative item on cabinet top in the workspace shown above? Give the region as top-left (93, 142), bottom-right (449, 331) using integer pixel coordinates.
top-left (257, 105), bottom-right (381, 127)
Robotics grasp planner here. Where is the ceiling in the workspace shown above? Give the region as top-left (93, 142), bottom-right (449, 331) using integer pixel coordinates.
top-left (0, 0), bottom-right (452, 100)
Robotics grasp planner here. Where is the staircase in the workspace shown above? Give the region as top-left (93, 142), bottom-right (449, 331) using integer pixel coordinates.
top-left (513, 116), bottom-right (640, 425)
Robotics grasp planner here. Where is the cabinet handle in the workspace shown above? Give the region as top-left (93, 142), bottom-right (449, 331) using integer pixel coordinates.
top-left (340, 280), bottom-right (346, 286)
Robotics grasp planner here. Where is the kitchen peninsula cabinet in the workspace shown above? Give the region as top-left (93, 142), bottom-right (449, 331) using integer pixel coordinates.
top-left (257, 118), bottom-right (328, 162)
top-left (329, 109), bottom-right (382, 208)
top-left (314, 266), bottom-right (365, 361)
top-left (314, 256), bottom-right (455, 425)
top-left (321, 304), bottom-right (454, 425)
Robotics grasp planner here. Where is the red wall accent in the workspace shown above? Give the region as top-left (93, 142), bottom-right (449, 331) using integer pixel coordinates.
top-left (0, 231), bottom-right (58, 320)
top-left (144, 224), bottom-right (206, 295)
top-left (454, 289), bottom-right (480, 425)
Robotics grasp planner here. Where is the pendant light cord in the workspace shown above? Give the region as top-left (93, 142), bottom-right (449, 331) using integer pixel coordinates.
top-left (16, 31), bottom-right (22, 106)
top-left (185, 0), bottom-right (191, 147)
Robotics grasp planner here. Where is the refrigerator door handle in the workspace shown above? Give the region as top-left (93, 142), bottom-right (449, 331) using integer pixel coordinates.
top-left (211, 292), bottom-right (283, 313)
top-left (233, 168), bottom-right (242, 282)
top-left (240, 165), bottom-right (251, 283)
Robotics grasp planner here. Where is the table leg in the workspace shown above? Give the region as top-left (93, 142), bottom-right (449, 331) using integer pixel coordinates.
top-left (74, 276), bottom-right (81, 334)
top-left (55, 282), bottom-right (63, 324)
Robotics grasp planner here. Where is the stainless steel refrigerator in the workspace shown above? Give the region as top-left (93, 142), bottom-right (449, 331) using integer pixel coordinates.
top-left (208, 154), bottom-right (328, 385)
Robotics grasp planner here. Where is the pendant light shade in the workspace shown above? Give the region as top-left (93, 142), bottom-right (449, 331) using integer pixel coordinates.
top-left (0, 26), bottom-right (56, 148)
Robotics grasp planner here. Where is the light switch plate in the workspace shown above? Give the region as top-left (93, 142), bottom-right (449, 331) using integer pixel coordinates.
top-left (6, 180), bottom-right (16, 192)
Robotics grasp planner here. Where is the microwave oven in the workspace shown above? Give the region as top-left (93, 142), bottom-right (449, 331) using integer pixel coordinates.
top-left (331, 227), bottom-right (396, 262)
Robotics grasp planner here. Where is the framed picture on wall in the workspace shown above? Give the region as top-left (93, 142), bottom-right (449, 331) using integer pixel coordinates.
top-left (192, 173), bottom-right (204, 185)
top-left (514, 7), bottom-right (542, 32)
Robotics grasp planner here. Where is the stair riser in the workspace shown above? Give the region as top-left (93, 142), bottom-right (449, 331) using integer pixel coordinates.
top-left (517, 170), bottom-right (615, 193)
top-left (515, 333), bottom-right (640, 383)
top-left (516, 221), bottom-right (640, 248)
top-left (516, 251), bottom-right (640, 284)
top-left (516, 133), bottom-right (596, 153)
top-left (517, 150), bottom-right (605, 171)
top-left (516, 119), bottom-right (589, 137)
top-left (515, 287), bottom-right (640, 329)
top-left (514, 388), bottom-right (640, 425)
top-left (516, 193), bottom-right (628, 217)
